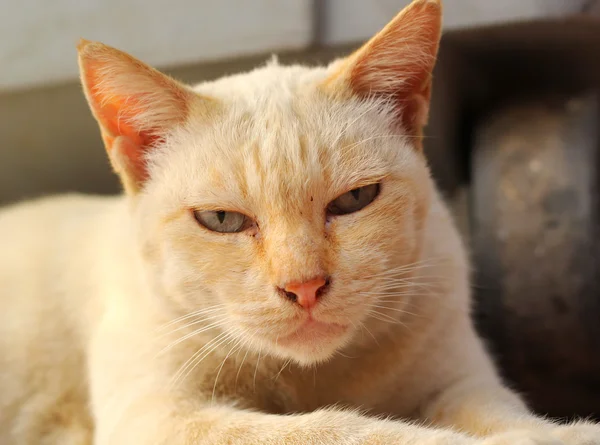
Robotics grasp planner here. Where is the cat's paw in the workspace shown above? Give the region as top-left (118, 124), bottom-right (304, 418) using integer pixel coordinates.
top-left (551, 421), bottom-right (600, 445)
top-left (479, 430), bottom-right (563, 445)
top-left (416, 432), bottom-right (477, 445)
top-left (361, 425), bottom-right (476, 445)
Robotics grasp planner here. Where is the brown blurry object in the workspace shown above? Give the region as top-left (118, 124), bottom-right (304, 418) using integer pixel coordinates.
top-left (471, 95), bottom-right (600, 420)
top-left (422, 14), bottom-right (600, 420)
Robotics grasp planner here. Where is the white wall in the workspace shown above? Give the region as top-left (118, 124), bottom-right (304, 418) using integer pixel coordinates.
top-left (0, 0), bottom-right (313, 92)
top-left (0, 0), bottom-right (592, 92)
top-left (321, 0), bottom-right (588, 45)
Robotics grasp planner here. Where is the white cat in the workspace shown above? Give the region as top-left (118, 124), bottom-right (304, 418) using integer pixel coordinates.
top-left (1, 1), bottom-right (598, 444)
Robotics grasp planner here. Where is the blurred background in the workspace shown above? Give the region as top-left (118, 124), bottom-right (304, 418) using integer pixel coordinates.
top-left (1, 0), bottom-right (599, 421)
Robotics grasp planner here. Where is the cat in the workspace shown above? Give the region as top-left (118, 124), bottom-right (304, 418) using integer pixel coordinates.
top-left (0, 0), bottom-right (599, 444)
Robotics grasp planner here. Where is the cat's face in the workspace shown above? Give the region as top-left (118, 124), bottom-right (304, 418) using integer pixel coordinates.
top-left (136, 68), bottom-right (433, 364)
top-left (78, 0), bottom-right (442, 365)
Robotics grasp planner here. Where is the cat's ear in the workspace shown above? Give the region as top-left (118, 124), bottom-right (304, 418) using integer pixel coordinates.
top-left (323, 0), bottom-right (442, 140)
top-left (78, 40), bottom-right (198, 194)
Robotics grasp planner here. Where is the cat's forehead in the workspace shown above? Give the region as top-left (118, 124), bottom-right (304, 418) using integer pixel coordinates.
top-left (174, 62), bottom-right (399, 166)
top-left (148, 62), bottom-right (418, 213)
top-left (191, 61), bottom-right (330, 105)
top-left (185, 62), bottom-right (404, 158)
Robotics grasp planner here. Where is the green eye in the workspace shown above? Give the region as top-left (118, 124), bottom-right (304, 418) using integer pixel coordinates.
top-left (327, 184), bottom-right (380, 215)
top-left (193, 210), bottom-right (248, 233)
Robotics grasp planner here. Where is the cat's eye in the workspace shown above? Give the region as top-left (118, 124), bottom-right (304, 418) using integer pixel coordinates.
top-left (327, 183), bottom-right (380, 215)
top-left (193, 210), bottom-right (249, 233)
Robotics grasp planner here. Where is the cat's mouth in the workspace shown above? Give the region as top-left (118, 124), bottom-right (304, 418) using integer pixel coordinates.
top-left (277, 318), bottom-right (349, 347)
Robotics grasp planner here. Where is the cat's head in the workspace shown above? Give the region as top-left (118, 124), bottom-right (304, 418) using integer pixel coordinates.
top-left (79, 0), bottom-right (442, 365)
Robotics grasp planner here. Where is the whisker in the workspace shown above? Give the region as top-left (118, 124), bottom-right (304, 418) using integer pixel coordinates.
top-left (157, 313), bottom-right (226, 339)
top-left (369, 304), bottom-right (419, 317)
top-left (273, 358), bottom-right (292, 382)
top-left (156, 304), bottom-right (226, 332)
top-left (181, 334), bottom-right (235, 388)
top-left (375, 293), bottom-right (436, 301)
top-left (360, 258), bottom-right (446, 279)
top-left (379, 275), bottom-right (449, 283)
top-left (336, 350), bottom-right (358, 359)
top-left (369, 282), bottom-right (442, 291)
top-left (369, 310), bottom-right (412, 332)
top-left (157, 320), bottom-right (228, 357)
top-left (171, 331), bottom-right (237, 389)
top-left (358, 321), bottom-right (380, 347)
top-left (355, 289), bottom-right (437, 299)
top-left (366, 309), bottom-right (404, 325)
top-left (188, 333), bottom-right (239, 388)
top-left (212, 336), bottom-right (244, 405)
top-left (253, 348), bottom-right (262, 393)
top-left (235, 348), bottom-right (251, 393)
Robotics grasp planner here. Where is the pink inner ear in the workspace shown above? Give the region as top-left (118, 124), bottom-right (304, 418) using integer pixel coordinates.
top-left (80, 56), bottom-right (172, 188)
top-left (108, 133), bottom-right (153, 187)
top-left (91, 90), bottom-right (159, 187)
top-left (343, 0), bottom-right (441, 135)
top-left (78, 40), bottom-right (196, 192)
top-left (348, 49), bottom-right (435, 136)
top-left (85, 76), bottom-right (157, 149)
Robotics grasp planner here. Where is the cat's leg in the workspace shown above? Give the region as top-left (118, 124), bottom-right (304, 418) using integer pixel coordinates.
top-left (90, 368), bottom-right (480, 445)
top-left (3, 367), bottom-right (93, 445)
top-left (425, 379), bottom-right (600, 445)
top-left (418, 320), bottom-right (600, 444)
top-left (9, 398), bottom-right (92, 445)
top-left (95, 400), bottom-right (483, 445)
top-left (89, 318), bottom-right (475, 445)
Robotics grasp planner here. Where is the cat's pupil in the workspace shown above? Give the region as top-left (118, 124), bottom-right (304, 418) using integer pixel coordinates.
top-left (193, 210), bottom-right (248, 233)
top-left (327, 183), bottom-right (380, 216)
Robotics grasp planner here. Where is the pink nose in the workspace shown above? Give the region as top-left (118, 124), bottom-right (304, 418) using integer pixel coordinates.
top-left (282, 277), bottom-right (329, 309)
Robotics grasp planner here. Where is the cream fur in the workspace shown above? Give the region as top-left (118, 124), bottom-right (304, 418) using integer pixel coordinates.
top-left (1, 1), bottom-right (599, 444)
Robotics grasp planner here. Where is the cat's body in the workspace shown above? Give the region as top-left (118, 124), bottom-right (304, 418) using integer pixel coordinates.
top-left (1, 1), bottom-right (600, 444)
top-left (0, 189), bottom-right (467, 442)
top-left (0, 195), bottom-right (112, 443)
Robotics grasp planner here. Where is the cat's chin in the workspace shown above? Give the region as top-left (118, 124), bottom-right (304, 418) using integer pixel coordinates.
top-left (269, 319), bottom-right (353, 366)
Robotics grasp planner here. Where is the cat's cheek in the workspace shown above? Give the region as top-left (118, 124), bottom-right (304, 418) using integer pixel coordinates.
top-left (324, 216), bottom-right (389, 294)
top-left (150, 219), bottom-right (257, 305)
top-left (330, 200), bottom-right (419, 288)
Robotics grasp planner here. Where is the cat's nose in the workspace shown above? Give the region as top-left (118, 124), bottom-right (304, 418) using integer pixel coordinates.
top-left (280, 276), bottom-right (330, 309)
